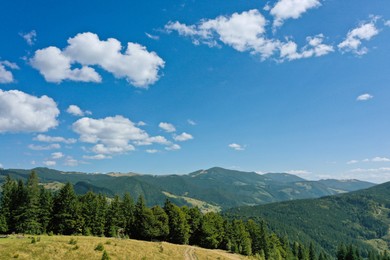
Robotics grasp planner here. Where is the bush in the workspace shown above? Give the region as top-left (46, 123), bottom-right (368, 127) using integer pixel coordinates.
top-left (101, 250), bottom-right (110, 260)
top-left (69, 238), bottom-right (77, 245)
top-left (31, 237), bottom-right (36, 244)
top-left (95, 243), bottom-right (105, 251)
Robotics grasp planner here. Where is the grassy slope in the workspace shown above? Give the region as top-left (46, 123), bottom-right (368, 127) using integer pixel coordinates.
top-left (0, 235), bottom-right (247, 260)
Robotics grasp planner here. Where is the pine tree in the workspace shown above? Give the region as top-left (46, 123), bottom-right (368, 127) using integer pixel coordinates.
top-left (150, 205), bottom-right (169, 240)
top-left (0, 175), bottom-right (16, 232)
top-left (16, 171), bottom-right (42, 234)
top-left (105, 195), bottom-right (124, 237)
top-left (51, 183), bottom-right (83, 235)
top-left (39, 187), bottom-right (53, 234)
top-left (121, 193), bottom-right (134, 237)
top-left (309, 242), bottom-right (316, 260)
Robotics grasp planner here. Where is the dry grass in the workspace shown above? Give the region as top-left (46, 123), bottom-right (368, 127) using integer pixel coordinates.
top-left (0, 235), bottom-right (248, 260)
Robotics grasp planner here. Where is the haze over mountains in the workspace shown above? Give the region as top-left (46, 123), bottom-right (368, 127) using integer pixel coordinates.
top-left (0, 167), bottom-right (374, 211)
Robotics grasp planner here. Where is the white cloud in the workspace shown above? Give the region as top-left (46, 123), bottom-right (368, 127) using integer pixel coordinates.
top-left (346, 167), bottom-right (390, 183)
top-left (0, 61), bottom-right (19, 84)
top-left (20, 30), bottom-right (37, 45)
top-left (166, 10), bottom-right (280, 60)
top-left (279, 34), bottom-right (334, 61)
top-left (137, 121), bottom-right (146, 126)
top-left (270, 0), bottom-right (321, 28)
top-left (0, 89), bottom-right (59, 133)
top-left (338, 19), bottom-right (379, 55)
top-left (30, 46), bottom-right (102, 83)
top-left (347, 160), bottom-right (359, 165)
top-left (165, 144), bottom-right (181, 151)
top-left (228, 143), bottom-right (245, 151)
top-left (145, 33), bottom-right (160, 40)
top-left (34, 134), bottom-right (76, 144)
top-left (173, 132), bottom-right (194, 142)
top-left (146, 149), bottom-right (158, 153)
top-left (43, 160), bottom-right (56, 166)
top-left (187, 119), bottom-right (196, 125)
top-left (372, 157), bottom-right (390, 162)
top-left (286, 170), bottom-right (311, 175)
top-left (83, 154), bottom-right (111, 160)
top-left (66, 105), bottom-right (91, 117)
top-left (31, 32), bottom-right (165, 87)
top-left (356, 93), bottom-right (373, 101)
top-left (64, 156), bottom-right (79, 166)
top-left (28, 143), bottom-right (61, 150)
top-left (51, 152), bottom-right (64, 159)
top-left (0, 163), bottom-right (3, 168)
top-left (73, 115), bottom-right (171, 155)
top-left (159, 122), bottom-right (176, 133)
top-left (385, 20), bottom-right (390, 27)
top-left (166, 10), bottom-right (333, 61)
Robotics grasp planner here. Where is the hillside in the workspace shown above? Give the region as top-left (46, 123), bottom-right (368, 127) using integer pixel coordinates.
top-left (225, 181), bottom-right (390, 255)
top-left (0, 235), bottom-right (246, 260)
top-left (0, 167), bottom-right (375, 210)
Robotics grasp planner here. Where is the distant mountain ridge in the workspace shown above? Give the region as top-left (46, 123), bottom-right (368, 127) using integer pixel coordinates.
top-left (0, 166), bottom-right (375, 210)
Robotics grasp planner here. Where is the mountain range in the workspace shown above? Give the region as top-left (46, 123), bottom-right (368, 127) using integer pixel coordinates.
top-left (0, 167), bottom-right (374, 211)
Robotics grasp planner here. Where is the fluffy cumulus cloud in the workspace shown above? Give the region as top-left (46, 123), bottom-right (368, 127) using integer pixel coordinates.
top-left (73, 115), bottom-right (172, 156)
top-left (66, 105), bottom-right (91, 117)
top-left (356, 93), bottom-right (373, 101)
top-left (0, 89), bottom-right (59, 133)
top-left (83, 154), bottom-right (111, 160)
top-left (338, 19), bottom-right (379, 55)
top-left (20, 30), bottom-right (37, 46)
top-left (166, 9), bottom-right (333, 61)
top-left (30, 32), bottom-right (165, 87)
top-left (173, 132), bottom-right (194, 142)
top-left (159, 122), bottom-right (176, 133)
top-left (34, 134), bottom-right (76, 144)
top-left (0, 61), bottom-right (19, 84)
top-left (270, 0), bottom-right (321, 27)
top-left (279, 34), bottom-right (334, 61)
top-left (228, 143), bottom-right (245, 151)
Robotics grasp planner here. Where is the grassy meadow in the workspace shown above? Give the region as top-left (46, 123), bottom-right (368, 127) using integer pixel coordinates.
top-left (0, 234), bottom-right (247, 260)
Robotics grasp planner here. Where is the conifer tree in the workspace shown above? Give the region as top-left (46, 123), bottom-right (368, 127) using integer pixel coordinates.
top-left (122, 193), bottom-right (135, 237)
top-left (51, 183), bottom-right (83, 235)
top-left (105, 195), bottom-right (124, 237)
top-left (39, 187), bottom-right (52, 234)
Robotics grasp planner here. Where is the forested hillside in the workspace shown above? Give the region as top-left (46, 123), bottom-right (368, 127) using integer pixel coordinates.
top-left (226, 182), bottom-right (390, 256)
top-left (0, 171), bottom-right (326, 259)
top-left (0, 167), bottom-right (374, 210)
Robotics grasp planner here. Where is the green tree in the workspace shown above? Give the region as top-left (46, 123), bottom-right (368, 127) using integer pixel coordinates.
top-left (16, 171), bottom-right (42, 234)
top-left (105, 195), bottom-right (124, 237)
top-left (199, 212), bottom-right (224, 249)
top-left (39, 187), bottom-right (53, 234)
top-left (185, 207), bottom-right (203, 245)
top-left (121, 193), bottom-right (134, 237)
top-left (0, 175), bottom-right (16, 232)
top-left (150, 205), bottom-right (169, 240)
top-left (164, 199), bottom-right (190, 244)
top-left (51, 183), bottom-right (83, 235)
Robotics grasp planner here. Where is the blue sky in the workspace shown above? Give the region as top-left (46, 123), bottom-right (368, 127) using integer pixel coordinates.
top-left (1, 0), bottom-right (390, 183)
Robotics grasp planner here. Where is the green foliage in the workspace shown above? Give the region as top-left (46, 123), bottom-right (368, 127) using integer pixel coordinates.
top-left (226, 181), bottom-right (390, 256)
top-left (164, 199), bottom-right (190, 244)
top-left (69, 238), bottom-right (77, 245)
top-left (101, 250), bottom-right (110, 260)
top-left (95, 242), bottom-right (105, 251)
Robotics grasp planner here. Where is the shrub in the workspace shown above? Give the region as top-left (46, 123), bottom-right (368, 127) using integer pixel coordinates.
top-left (101, 250), bottom-right (110, 260)
top-left (95, 243), bottom-right (105, 251)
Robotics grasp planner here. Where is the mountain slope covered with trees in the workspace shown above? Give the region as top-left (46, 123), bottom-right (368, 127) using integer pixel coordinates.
top-left (226, 182), bottom-right (390, 256)
top-left (0, 167), bottom-right (374, 210)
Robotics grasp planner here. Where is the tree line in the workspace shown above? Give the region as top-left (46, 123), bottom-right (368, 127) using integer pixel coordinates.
top-left (0, 171), bottom-right (388, 260)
